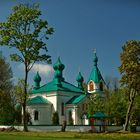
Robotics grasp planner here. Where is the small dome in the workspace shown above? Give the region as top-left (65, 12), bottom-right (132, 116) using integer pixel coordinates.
top-left (76, 72), bottom-right (84, 82)
top-left (93, 52), bottom-right (98, 65)
top-left (53, 57), bottom-right (65, 71)
top-left (33, 71), bottom-right (41, 82)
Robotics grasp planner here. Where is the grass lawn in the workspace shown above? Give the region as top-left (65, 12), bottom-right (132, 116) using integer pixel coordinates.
top-left (0, 132), bottom-right (140, 140)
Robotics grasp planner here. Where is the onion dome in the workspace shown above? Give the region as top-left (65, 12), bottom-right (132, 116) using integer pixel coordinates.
top-left (53, 57), bottom-right (65, 86)
top-left (53, 56), bottom-right (65, 71)
top-left (34, 71), bottom-right (41, 82)
top-left (76, 72), bottom-right (84, 90)
top-left (33, 71), bottom-right (41, 89)
top-left (93, 51), bottom-right (98, 66)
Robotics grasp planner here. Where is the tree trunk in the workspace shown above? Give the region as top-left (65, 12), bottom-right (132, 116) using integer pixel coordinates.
top-left (23, 65), bottom-right (28, 132)
top-left (23, 102), bottom-right (28, 131)
top-left (123, 90), bottom-right (136, 131)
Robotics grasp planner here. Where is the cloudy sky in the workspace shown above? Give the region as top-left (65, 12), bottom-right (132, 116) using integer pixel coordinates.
top-left (0, 0), bottom-right (140, 86)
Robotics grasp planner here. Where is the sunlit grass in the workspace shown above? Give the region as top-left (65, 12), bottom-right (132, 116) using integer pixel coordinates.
top-left (0, 131), bottom-right (140, 140)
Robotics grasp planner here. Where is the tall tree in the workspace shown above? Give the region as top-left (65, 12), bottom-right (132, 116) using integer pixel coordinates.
top-left (119, 40), bottom-right (140, 131)
top-left (14, 79), bottom-right (31, 124)
top-left (0, 4), bottom-right (54, 131)
top-left (0, 52), bottom-right (15, 124)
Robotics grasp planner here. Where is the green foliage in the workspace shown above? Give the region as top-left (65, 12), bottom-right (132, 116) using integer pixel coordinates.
top-left (105, 89), bottom-right (127, 125)
top-left (14, 103), bottom-right (22, 124)
top-left (130, 94), bottom-right (140, 125)
top-left (15, 78), bottom-right (31, 104)
top-left (119, 40), bottom-right (140, 130)
top-left (119, 40), bottom-right (140, 91)
top-left (87, 89), bottom-right (128, 125)
top-left (52, 112), bottom-right (59, 125)
top-left (0, 3), bottom-right (54, 68)
top-left (0, 3), bottom-right (54, 131)
top-left (0, 52), bottom-right (15, 124)
top-left (87, 94), bottom-right (105, 116)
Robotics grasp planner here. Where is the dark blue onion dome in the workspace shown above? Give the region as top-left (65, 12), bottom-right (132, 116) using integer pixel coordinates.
top-left (76, 72), bottom-right (84, 90)
top-left (33, 71), bottom-right (41, 89)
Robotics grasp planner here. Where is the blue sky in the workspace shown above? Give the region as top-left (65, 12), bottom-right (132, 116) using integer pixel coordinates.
top-left (0, 0), bottom-right (140, 86)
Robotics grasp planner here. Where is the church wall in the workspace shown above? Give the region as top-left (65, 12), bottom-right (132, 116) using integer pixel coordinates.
top-left (54, 91), bottom-right (82, 125)
top-left (76, 99), bottom-right (89, 125)
top-left (46, 92), bottom-right (57, 112)
top-left (27, 104), bottom-right (52, 125)
top-left (65, 97), bottom-right (89, 125)
top-left (56, 91), bottom-right (76, 124)
top-left (28, 91), bottom-right (84, 125)
top-left (66, 105), bottom-right (82, 125)
top-left (65, 105), bottom-right (74, 125)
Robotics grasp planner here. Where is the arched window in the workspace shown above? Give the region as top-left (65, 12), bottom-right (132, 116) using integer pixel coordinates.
top-left (89, 81), bottom-right (94, 91)
top-left (61, 102), bottom-right (64, 115)
top-left (34, 110), bottom-right (39, 120)
top-left (100, 82), bottom-right (103, 91)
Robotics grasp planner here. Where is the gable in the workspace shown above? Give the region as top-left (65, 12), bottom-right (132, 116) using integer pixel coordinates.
top-left (27, 96), bottom-right (51, 105)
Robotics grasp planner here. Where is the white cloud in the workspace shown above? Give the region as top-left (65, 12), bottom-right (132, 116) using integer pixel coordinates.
top-left (31, 63), bottom-right (54, 76)
top-left (18, 63), bottom-right (54, 75)
top-left (17, 63), bottom-right (54, 84)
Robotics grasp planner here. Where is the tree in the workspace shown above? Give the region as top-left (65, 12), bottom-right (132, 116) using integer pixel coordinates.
top-left (15, 79), bottom-right (31, 124)
top-left (0, 52), bottom-right (15, 124)
top-left (0, 4), bottom-right (54, 131)
top-left (105, 76), bottom-right (119, 91)
top-left (106, 89), bottom-right (127, 125)
top-left (15, 79), bottom-right (31, 104)
top-left (87, 94), bottom-right (105, 116)
top-left (119, 40), bottom-right (140, 131)
top-left (130, 94), bottom-right (140, 125)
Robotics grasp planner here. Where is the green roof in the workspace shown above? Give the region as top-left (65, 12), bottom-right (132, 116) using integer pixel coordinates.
top-left (27, 96), bottom-right (50, 105)
top-left (88, 52), bottom-right (104, 83)
top-left (89, 67), bottom-right (103, 83)
top-left (32, 80), bottom-right (84, 94)
top-left (89, 112), bottom-right (107, 118)
top-left (66, 95), bottom-right (86, 104)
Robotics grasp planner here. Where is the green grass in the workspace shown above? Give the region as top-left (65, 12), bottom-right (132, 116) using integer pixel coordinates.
top-left (0, 132), bottom-right (140, 140)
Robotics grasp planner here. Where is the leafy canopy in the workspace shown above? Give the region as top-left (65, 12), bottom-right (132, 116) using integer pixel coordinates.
top-left (0, 52), bottom-right (15, 124)
top-left (0, 4), bottom-right (54, 71)
top-left (119, 40), bottom-right (140, 92)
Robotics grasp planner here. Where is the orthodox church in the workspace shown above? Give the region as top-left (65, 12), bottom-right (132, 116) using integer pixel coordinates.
top-left (26, 51), bottom-right (105, 125)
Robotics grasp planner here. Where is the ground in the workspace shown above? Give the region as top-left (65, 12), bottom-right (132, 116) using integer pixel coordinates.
top-left (0, 132), bottom-right (140, 140)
